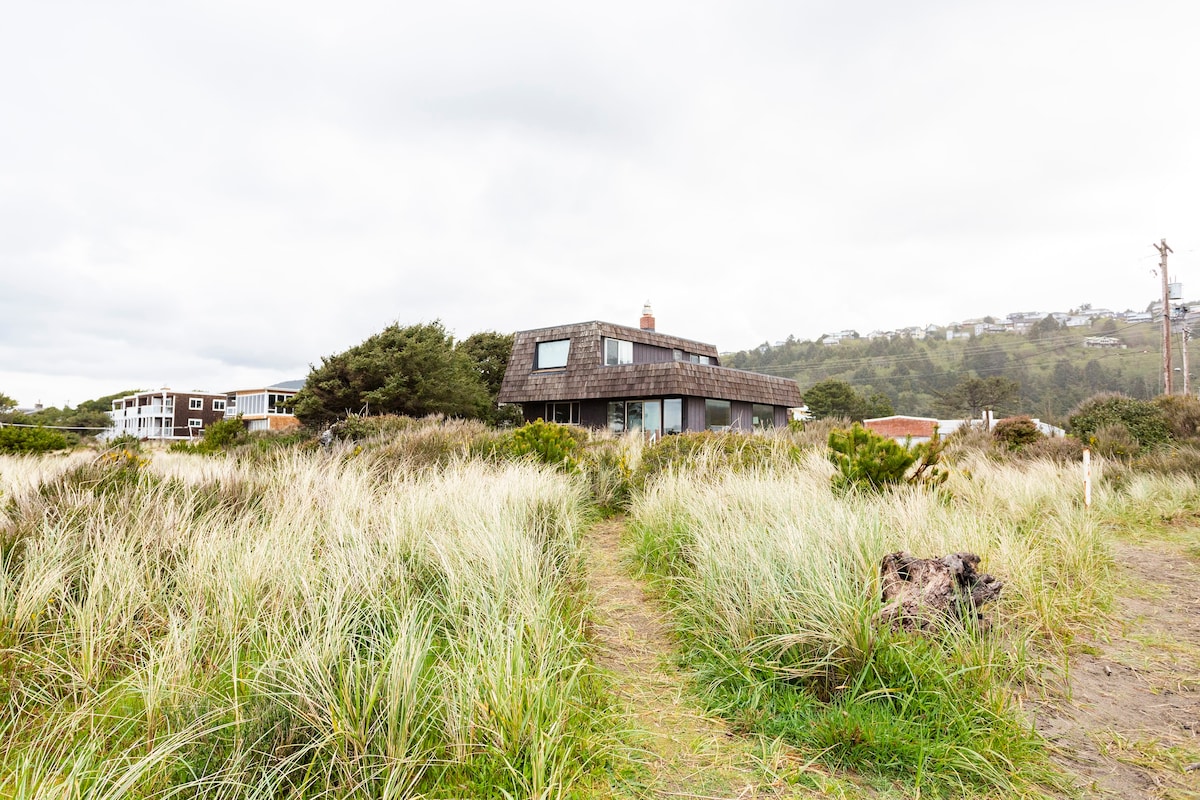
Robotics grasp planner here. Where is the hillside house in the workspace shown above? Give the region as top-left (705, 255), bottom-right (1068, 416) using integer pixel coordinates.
top-left (497, 306), bottom-right (801, 434)
top-left (108, 388), bottom-right (227, 440)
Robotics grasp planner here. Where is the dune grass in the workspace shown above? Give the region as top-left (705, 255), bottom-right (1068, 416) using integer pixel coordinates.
top-left (3, 423), bottom-right (1192, 798)
top-left (0, 447), bottom-right (616, 799)
top-left (626, 441), bottom-right (1122, 797)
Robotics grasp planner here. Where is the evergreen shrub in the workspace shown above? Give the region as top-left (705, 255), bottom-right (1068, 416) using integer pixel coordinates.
top-left (827, 423), bottom-right (945, 493)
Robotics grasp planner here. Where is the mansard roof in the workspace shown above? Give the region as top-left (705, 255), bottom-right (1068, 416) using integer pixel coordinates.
top-left (498, 321), bottom-right (801, 407)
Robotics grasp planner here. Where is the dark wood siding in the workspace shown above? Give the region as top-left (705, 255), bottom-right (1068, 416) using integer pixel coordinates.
top-left (632, 342), bottom-right (674, 364)
top-left (685, 397), bottom-right (707, 432)
top-left (175, 393), bottom-right (225, 438)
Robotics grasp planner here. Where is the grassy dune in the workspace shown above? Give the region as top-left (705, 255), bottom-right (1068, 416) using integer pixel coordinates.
top-left (2, 423), bottom-right (1194, 798)
top-left (0, 447), bottom-right (613, 799)
top-left (626, 441), bottom-right (1123, 796)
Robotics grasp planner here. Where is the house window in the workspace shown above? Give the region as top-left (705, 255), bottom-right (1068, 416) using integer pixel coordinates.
top-left (189, 398), bottom-right (203, 410)
top-left (607, 400), bottom-right (661, 434)
top-left (268, 394), bottom-right (291, 414)
top-left (607, 401), bottom-right (625, 433)
top-left (673, 349), bottom-right (684, 361)
top-left (664, 398), bottom-right (682, 434)
top-left (752, 404), bottom-right (775, 429)
top-left (188, 418), bottom-right (203, 428)
top-left (546, 402), bottom-right (579, 424)
top-left (704, 399), bottom-right (731, 431)
top-left (213, 399), bottom-right (226, 412)
top-left (699, 355), bottom-right (712, 365)
top-left (604, 338), bottom-right (633, 366)
top-left (535, 340), bottom-right (570, 370)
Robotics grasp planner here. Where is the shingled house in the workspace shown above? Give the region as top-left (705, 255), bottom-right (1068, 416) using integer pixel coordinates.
top-left (497, 306), bottom-right (802, 434)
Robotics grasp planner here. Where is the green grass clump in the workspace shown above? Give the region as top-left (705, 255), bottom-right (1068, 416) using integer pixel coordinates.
top-left (627, 457), bottom-right (1108, 796)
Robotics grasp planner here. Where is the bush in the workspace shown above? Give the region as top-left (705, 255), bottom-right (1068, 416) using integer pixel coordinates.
top-left (827, 424), bottom-right (945, 493)
top-left (0, 425), bottom-right (69, 454)
top-left (170, 416), bottom-right (249, 455)
top-left (504, 419), bottom-right (583, 470)
top-left (328, 413), bottom-right (416, 442)
top-left (1091, 423), bottom-right (1140, 459)
top-left (1152, 394), bottom-right (1200, 441)
top-left (1068, 393), bottom-right (1171, 449)
top-left (992, 416), bottom-right (1043, 451)
top-left (1018, 435), bottom-right (1084, 463)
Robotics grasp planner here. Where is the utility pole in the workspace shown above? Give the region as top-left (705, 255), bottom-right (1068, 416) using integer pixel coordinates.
top-left (1155, 238), bottom-right (1173, 395)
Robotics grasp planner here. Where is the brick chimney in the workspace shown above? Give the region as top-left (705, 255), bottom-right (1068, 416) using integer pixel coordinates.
top-left (639, 302), bottom-right (655, 331)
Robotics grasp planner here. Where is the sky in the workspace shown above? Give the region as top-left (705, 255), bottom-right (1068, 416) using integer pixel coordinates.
top-left (3, 1), bottom-right (1200, 409)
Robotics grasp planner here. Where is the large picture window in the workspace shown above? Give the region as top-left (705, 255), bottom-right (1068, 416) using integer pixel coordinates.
top-left (535, 340), bottom-right (570, 370)
top-left (608, 400), bottom-right (661, 434)
top-left (664, 398), bottom-right (682, 434)
top-left (752, 404), bottom-right (775, 429)
top-left (604, 338), bottom-right (633, 366)
top-left (705, 399), bottom-right (731, 431)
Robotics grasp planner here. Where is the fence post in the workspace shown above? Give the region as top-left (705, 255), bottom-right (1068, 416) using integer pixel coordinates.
top-left (1082, 447), bottom-right (1092, 508)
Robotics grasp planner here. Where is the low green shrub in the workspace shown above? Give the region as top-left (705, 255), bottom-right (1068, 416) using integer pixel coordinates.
top-left (1091, 422), bottom-right (1140, 459)
top-left (503, 419), bottom-right (583, 470)
top-left (828, 424), bottom-right (945, 493)
top-left (992, 416), bottom-right (1043, 451)
top-left (0, 425), bottom-right (69, 454)
top-left (1069, 393), bottom-right (1171, 449)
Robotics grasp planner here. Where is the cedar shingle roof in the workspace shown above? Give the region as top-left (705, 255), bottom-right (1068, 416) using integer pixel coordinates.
top-left (498, 321), bottom-right (801, 407)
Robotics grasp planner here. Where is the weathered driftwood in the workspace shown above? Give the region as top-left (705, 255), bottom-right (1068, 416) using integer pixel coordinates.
top-left (879, 551), bottom-right (1002, 631)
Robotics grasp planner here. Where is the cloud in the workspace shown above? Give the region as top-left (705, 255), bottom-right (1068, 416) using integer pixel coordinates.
top-left (1, 1), bottom-right (1198, 407)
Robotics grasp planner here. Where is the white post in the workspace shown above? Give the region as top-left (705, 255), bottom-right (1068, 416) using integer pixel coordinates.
top-left (1082, 447), bottom-right (1092, 508)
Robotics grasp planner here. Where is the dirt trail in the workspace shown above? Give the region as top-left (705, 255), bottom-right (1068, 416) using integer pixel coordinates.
top-left (1036, 538), bottom-right (1200, 799)
top-left (583, 519), bottom-right (817, 799)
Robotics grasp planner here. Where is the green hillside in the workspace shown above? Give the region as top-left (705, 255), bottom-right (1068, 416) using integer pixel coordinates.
top-left (725, 318), bottom-right (1188, 425)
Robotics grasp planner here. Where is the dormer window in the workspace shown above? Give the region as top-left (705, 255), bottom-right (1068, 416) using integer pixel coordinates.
top-left (604, 338), bottom-right (633, 365)
top-left (535, 339), bottom-right (570, 370)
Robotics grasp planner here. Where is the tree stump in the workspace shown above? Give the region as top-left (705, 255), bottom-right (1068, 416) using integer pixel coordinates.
top-left (879, 551), bottom-right (1002, 631)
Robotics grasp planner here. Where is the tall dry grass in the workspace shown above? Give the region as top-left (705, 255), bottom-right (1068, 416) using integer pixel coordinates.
top-left (0, 447), bottom-right (613, 799)
top-left (626, 439), bottom-right (1118, 794)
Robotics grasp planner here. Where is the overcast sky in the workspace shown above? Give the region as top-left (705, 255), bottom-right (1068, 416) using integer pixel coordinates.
top-left (3, 1), bottom-right (1199, 408)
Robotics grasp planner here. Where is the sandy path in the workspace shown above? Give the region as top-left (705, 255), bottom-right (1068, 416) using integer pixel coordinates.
top-left (583, 519), bottom-right (820, 799)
